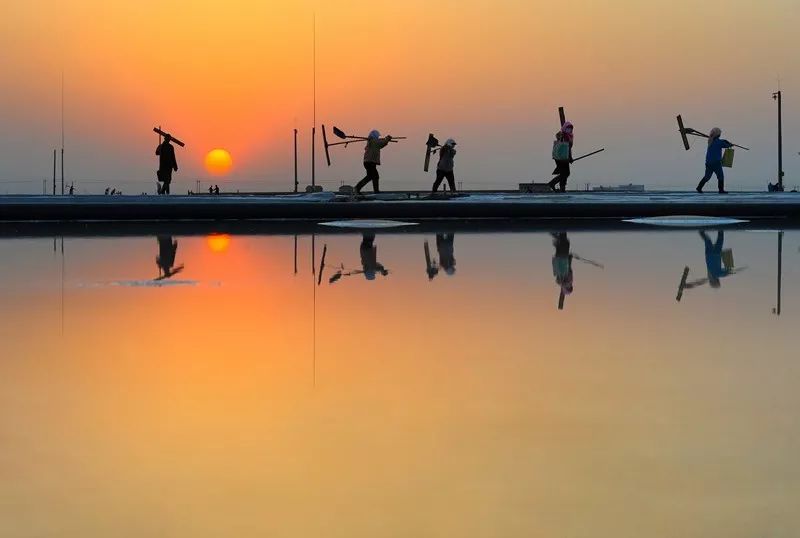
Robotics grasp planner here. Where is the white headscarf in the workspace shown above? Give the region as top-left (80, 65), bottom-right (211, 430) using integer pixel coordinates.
top-left (445, 138), bottom-right (456, 146)
top-left (708, 127), bottom-right (721, 145)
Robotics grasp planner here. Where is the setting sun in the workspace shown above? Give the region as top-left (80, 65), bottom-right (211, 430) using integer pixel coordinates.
top-left (204, 149), bottom-right (233, 176)
top-left (206, 233), bottom-right (231, 253)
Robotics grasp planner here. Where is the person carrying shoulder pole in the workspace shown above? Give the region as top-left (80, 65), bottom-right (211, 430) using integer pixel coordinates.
top-left (432, 139), bottom-right (457, 193)
top-left (548, 122), bottom-right (574, 192)
top-left (696, 127), bottom-right (732, 194)
top-left (355, 130), bottom-right (393, 194)
top-left (156, 134), bottom-right (179, 195)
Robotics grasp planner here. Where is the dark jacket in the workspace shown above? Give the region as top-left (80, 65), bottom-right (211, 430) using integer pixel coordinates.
top-left (706, 137), bottom-right (733, 165)
top-left (437, 145), bottom-right (457, 171)
top-left (156, 142), bottom-right (178, 172)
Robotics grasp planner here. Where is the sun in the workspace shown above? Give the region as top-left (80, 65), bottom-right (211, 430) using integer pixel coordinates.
top-left (204, 149), bottom-right (233, 176)
top-left (206, 234), bottom-right (231, 253)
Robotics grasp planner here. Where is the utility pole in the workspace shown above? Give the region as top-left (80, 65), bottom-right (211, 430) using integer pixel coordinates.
top-left (311, 13), bottom-right (317, 189)
top-left (294, 129), bottom-right (299, 192)
top-left (773, 90), bottom-right (784, 191)
top-left (52, 149), bottom-right (56, 195)
top-left (61, 72), bottom-right (65, 196)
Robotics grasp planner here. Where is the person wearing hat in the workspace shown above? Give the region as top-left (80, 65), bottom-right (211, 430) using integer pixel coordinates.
top-left (432, 138), bottom-right (458, 193)
top-left (155, 134), bottom-right (179, 195)
top-left (355, 130), bottom-right (393, 194)
top-left (696, 127), bottom-right (732, 194)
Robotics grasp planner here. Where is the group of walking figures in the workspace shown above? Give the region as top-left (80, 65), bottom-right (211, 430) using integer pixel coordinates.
top-left (153, 121), bottom-right (736, 195)
top-left (347, 121), bottom-right (736, 195)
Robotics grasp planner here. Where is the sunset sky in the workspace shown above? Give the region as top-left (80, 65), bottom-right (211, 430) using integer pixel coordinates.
top-left (1, 0), bottom-right (798, 193)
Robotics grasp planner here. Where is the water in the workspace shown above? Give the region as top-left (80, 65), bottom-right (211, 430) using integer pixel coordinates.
top-left (1, 226), bottom-right (799, 537)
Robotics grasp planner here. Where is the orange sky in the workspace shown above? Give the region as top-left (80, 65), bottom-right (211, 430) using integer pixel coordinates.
top-left (1, 0), bottom-right (799, 192)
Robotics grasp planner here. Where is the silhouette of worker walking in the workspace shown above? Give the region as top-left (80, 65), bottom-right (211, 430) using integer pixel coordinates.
top-left (432, 140), bottom-right (458, 193)
top-left (548, 122), bottom-right (575, 193)
top-left (156, 134), bottom-right (179, 195)
top-left (355, 130), bottom-right (393, 194)
top-left (696, 127), bottom-right (732, 194)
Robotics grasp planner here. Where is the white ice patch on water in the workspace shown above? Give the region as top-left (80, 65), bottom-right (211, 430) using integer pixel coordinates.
top-left (624, 216), bottom-right (748, 227)
top-left (319, 219), bottom-right (419, 229)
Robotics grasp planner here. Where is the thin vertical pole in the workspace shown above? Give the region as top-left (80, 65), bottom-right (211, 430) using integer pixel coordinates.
top-left (294, 235), bottom-right (298, 274)
top-left (52, 150), bottom-right (56, 195)
top-left (294, 129), bottom-right (299, 192)
top-left (61, 72), bottom-right (65, 196)
top-left (311, 13), bottom-right (316, 188)
top-left (777, 91), bottom-right (783, 189)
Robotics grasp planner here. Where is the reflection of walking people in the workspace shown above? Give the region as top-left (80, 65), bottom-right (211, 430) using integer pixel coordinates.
top-left (155, 236), bottom-right (184, 280)
top-left (696, 128), bottom-right (732, 194)
top-left (436, 233), bottom-right (456, 275)
top-left (548, 122), bottom-right (574, 193)
top-left (700, 230), bottom-right (731, 287)
top-left (676, 230), bottom-right (743, 300)
top-left (432, 139), bottom-right (457, 193)
top-left (355, 130), bottom-right (393, 194)
top-left (360, 232), bottom-right (389, 280)
top-left (156, 134), bottom-right (179, 195)
top-left (552, 232), bottom-right (574, 297)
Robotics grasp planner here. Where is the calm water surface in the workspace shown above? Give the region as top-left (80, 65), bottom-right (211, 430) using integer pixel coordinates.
top-left (1, 227), bottom-right (798, 537)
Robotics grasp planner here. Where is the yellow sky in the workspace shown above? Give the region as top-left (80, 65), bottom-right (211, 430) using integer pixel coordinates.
top-left (1, 0), bottom-right (799, 191)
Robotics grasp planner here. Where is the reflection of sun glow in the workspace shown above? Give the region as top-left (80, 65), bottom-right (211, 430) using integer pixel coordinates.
top-left (204, 149), bottom-right (233, 176)
top-left (207, 234), bottom-right (231, 253)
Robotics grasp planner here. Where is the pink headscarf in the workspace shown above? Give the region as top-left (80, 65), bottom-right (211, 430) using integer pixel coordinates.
top-left (560, 121), bottom-right (574, 144)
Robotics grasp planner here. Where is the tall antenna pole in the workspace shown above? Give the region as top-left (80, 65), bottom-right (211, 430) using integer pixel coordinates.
top-left (52, 149), bottom-right (56, 195)
top-left (60, 72), bottom-right (65, 196)
top-left (311, 13), bottom-right (316, 188)
top-left (773, 90), bottom-right (783, 190)
top-left (294, 128), bottom-right (299, 192)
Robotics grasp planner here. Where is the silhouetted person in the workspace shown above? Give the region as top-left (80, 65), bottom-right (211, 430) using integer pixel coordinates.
top-left (436, 233), bottom-right (456, 275)
top-left (360, 232), bottom-right (389, 280)
top-left (214, 185), bottom-right (220, 195)
top-left (208, 186), bottom-right (214, 194)
top-left (104, 187), bottom-right (110, 195)
top-left (110, 188), bottom-right (116, 195)
top-left (548, 122), bottom-right (574, 193)
top-left (355, 130), bottom-right (393, 194)
top-left (696, 127), bottom-right (732, 193)
top-left (432, 139), bottom-right (457, 193)
top-left (700, 230), bottom-right (731, 287)
top-left (156, 134), bottom-right (179, 195)
top-left (551, 232), bottom-right (573, 309)
top-left (68, 184), bottom-right (74, 195)
top-left (155, 235), bottom-right (184, 280)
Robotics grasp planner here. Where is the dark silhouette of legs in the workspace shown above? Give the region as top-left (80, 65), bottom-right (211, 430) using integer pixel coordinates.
top-left (355, 162), bottom-right (380, 193)
top-left (548, 161), bottom-right (570, 192)
top-left (697, 163), bottom-right (725, 193)
top-left (432, 170), bottom-right (446, 192)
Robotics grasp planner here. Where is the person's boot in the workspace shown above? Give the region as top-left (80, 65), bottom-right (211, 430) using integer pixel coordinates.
top-left (696, 179), bottom-right (706, 193)
top-left (718, 179), bottom-right (727, 194)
